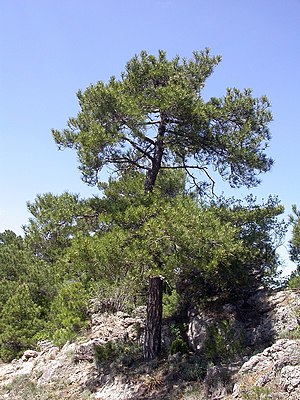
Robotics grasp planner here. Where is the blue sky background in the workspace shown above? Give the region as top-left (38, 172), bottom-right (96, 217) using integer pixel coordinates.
top-left (1, 0), bottom-right (299, 275)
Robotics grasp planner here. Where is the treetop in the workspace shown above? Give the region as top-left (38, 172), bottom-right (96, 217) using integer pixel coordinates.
top-left (53, 49), bottom-right (273, 194)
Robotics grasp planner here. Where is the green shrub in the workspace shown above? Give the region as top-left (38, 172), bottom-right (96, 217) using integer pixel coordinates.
top-left (242, 386), bottom-right (271, 400)
top-left (179, 357), bottom-right (207, 381)
top-left (204, 319), bottom-right (246, 362)
top-left (94, 340), bottom-right (142, 369)
top-left (163, 289), bottom-right (180, 318)
top-left (169, 323), bottom-right (189, 355)
top-left (47, 281), bottom-right (89, 346)
top-left (94, 341), bottom-right (117, 363)
top-left (286, 272), bottom-right (300, 289)
top-left (170, 337), bottom-right (189, 355)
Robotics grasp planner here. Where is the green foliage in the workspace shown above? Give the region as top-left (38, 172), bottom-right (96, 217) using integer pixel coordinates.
top-left (0, 231), bottom-right (58, 360)
top-left (209, 195), bottom-right (286, 290)
top-left (283, 204), bottom-right (300, 287)
top-left (52, 49), bottom-right (276, 359)
top-left (56, 182), bottom-right (262, 297)
top-left (169, 337), bottom-right (189, 355)
top-left (56, 226), bottom-right (136, 286)
top-left (179, 357), bottom-right (208, 382)
top-left (167, 353), bottom-right (208, 385)
top-left (286, 204), bottom-right (300, 287)
top-left (163, 289), bottom-right (180, 318)
top-left (185, 195), bottom-right (282, 293)
top-left (0, 179), bottom-right (285, 360)
top-left (0, 51), bottom-right (283, 360)
top-left (289, 204), bottom-right (300, 266)
top-left (24, 192), bottom-right (98, 263)
top-left (204, 319), bottom-right (246, 363)
top-left (94, 341), bottom-right (117, 363)
top-left (53, 49), bottom-right (273, 192)
top-left (286, 273), bottom-right (300, 289)
top-left (242, 386), bottom-right (271, 400)
top-left (0, 230), bottom-right (57, 312)
top-left (169, 323), bottom-right (189, 355)
top-left (94, 341), bottom-right (142, 368)
top-left (47, 281), bottom-right (89, 346)
top-left (0, 284), bottom-right (43, 361)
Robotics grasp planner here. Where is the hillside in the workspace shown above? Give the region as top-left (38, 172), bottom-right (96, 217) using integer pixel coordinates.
top-left (1, 289), bottom-right (300, 399)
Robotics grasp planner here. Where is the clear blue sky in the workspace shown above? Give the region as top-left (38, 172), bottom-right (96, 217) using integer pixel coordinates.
top-left (1, 0), bottom-right (299, 274)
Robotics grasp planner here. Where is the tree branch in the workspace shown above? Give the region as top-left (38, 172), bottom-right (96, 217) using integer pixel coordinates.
top-left (123, 136), bottom-right (154, 161)
top-left (106, 156), bottom-right (150, 171)
top-left (161, 160), bottom-right (216, 197)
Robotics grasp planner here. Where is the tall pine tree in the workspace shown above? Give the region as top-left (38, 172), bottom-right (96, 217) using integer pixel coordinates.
top-left (53, 50), bottom-right (273, 359)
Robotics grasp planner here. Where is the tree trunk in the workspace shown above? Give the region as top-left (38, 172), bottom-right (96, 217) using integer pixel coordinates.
top-left (143, 276), bottom-right (163, 359)
top-left (144, 117), bottom-right (166, 193)
top-left (143, 117), bottom-right (166, 360)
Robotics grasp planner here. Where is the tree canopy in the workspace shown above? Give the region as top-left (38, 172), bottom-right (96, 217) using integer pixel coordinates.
top-left (53, 49), bottom-right (273, 194)
top-left (52, 49), bottom-right (276, 359)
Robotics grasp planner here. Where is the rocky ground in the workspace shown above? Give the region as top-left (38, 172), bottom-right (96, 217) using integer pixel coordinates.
top-left (0, 289), bottom-right (300, 399)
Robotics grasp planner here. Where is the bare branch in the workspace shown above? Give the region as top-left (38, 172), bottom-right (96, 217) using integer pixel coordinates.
top-left (143, 136), bottom-right (156, 145)
top-left (161, 164), bottom-right (207, 170)
top-left (123, 136), bottom-right (154, 161)
top-left (106, 156), bottom-right (150, 171)
top-left (144, 120), bottom-right (161, 126)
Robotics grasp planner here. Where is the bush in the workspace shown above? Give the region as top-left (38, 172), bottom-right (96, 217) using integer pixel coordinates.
top-left (179, 357), bottom-right (207, 381)
top-left (286, 271), bottom-right (300, 289)
top-left (169, 337), bottom-right (189, 355)
top-left (94, 341), bottom-right (142, 369)
top-left (169, 323), bottom-right (189, 355)
top-left (163, 289), bottom-right (180, 318)
top-left (204, 319), bottom-right (246, 363)
top-left (242, 386), bottom-right (271, 400)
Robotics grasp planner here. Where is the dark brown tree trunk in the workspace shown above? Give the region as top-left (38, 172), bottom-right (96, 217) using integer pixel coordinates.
top-left (143, 117), bottom-right (166, 360)
top-left (144, 117), bottom-right (166, 193)
top-left (143, 276), bottom-right (163, 359)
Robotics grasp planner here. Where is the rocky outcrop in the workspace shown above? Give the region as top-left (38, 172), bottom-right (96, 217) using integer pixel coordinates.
top-left (0, 290), bottom-right (300, 399)
top-left (188, 289), bottom-right (300, 354)
top-left (0, 309), bottom-right (146, 399)
top-left (187, 289), bottom-right (300, 399)
top-left (231, 339), bottom-right (300, 399)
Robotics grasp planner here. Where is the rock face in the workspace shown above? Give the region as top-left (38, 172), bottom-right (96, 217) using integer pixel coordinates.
top-left (231, 339), bottom-right (300, 399)
top-left (188, 289), bottom-right (300, 354)
top-left (0, 309), bottom-right (146, 400)
top-left (187, 289), bottom-right (300, 399)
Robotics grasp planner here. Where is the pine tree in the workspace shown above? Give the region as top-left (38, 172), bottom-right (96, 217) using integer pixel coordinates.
top-left (53, 50), bottom-right (273, 359)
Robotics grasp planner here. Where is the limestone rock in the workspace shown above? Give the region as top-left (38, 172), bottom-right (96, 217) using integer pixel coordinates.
top-left (0, 309), bottom-right (147, 399)
top-left (280, 365), bottom-right (300, 394)
top-left (188, 289), bottom-right (300, 354)
top-left (231, 339), bottom-right (300, 399)
top-left (21, 350), bottom-right (39, 361)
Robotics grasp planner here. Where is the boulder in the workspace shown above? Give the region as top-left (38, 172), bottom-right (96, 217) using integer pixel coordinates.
top-left (232, 339), bottom-right (300, 399)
